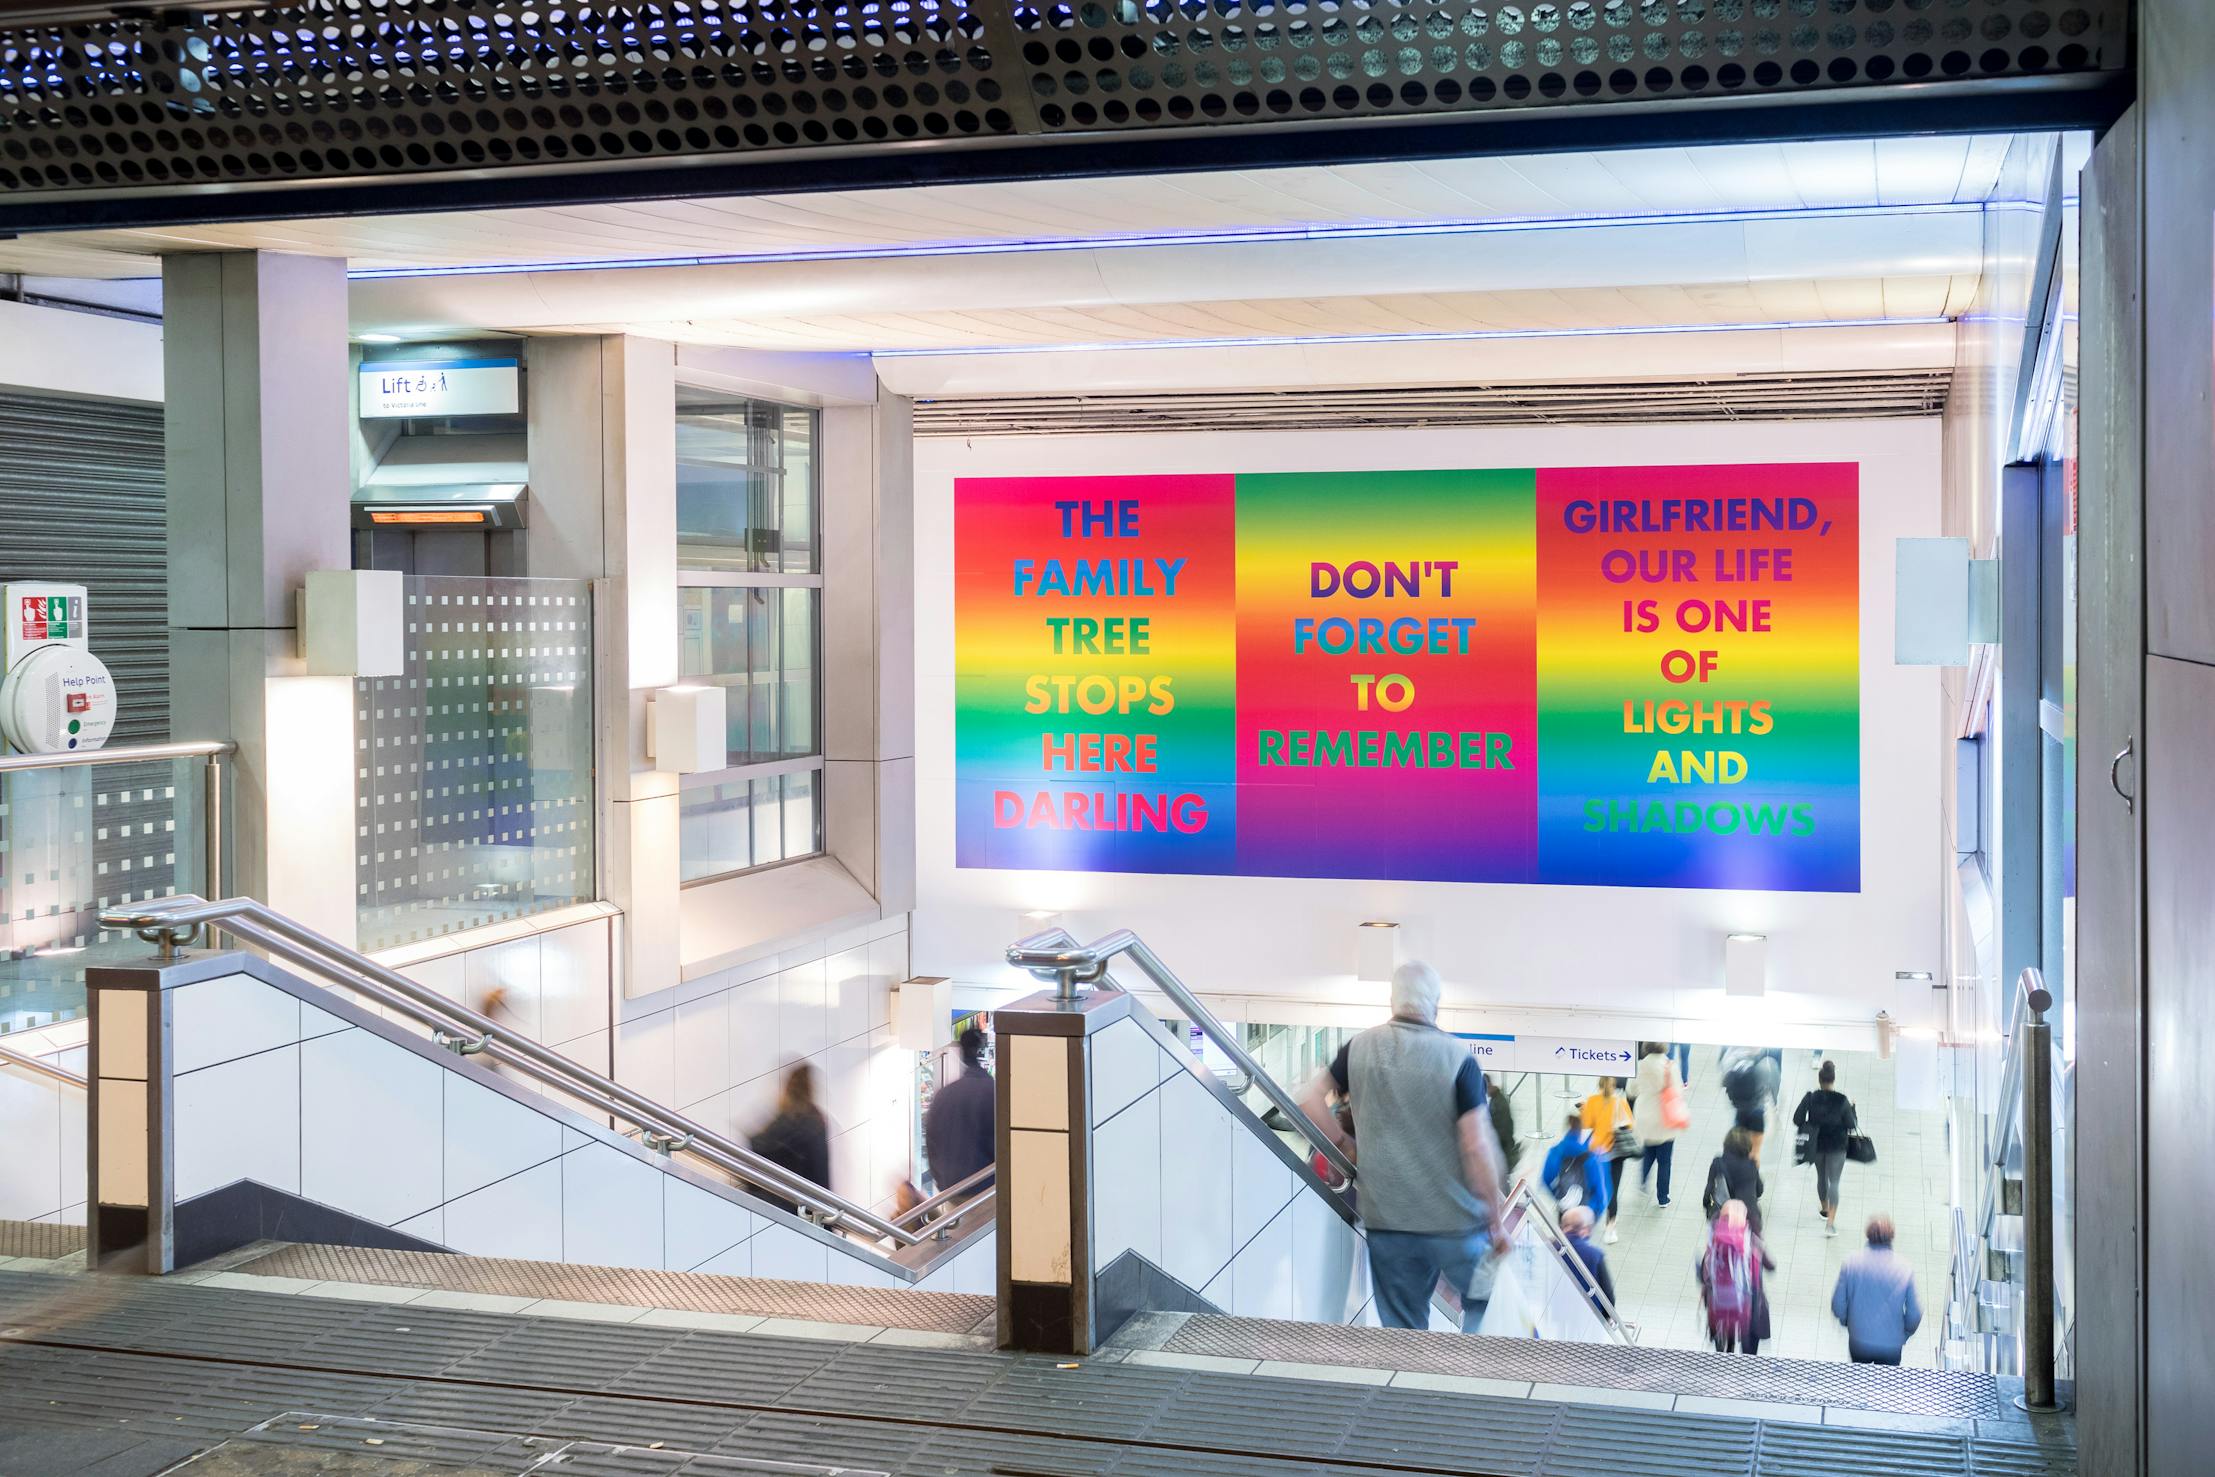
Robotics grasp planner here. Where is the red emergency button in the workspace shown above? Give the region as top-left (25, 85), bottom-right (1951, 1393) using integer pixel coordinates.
top-left (65, 692), bottom-right (89, 713)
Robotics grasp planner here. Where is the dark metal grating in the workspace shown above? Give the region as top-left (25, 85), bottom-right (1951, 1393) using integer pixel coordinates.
top-left (914, 368), bottom-right (1957, 436)
top-left (0, 1), bottom-right (2130, 207)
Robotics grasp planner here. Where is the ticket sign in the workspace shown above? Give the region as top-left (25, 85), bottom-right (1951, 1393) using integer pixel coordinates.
top-left (359, 356), bottom-right (520, 418)
top-left (954, 465), bottom-right (1860, 893)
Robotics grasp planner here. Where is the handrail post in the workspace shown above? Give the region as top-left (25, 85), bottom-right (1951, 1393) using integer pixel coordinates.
top-left (2016, 969), bottom-right (2060, 1411)
top-left (202, 750), bottom-right (224, 900)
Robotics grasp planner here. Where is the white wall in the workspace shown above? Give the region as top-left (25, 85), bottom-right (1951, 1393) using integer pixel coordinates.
top-left (912, 421), bottom-right (1943, 1043)
top-left (378, 907), bottom-right (922, 1217)
top-left (0, 1021), bottom-right (87, 1225)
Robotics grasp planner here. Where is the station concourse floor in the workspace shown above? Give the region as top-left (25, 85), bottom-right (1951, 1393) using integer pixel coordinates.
top-left (1562, 1046), bottom-right (1950, 1367)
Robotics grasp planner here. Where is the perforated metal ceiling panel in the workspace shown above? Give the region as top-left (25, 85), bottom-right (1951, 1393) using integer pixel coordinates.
top-left (0, 1), bottom-right (2129, 224)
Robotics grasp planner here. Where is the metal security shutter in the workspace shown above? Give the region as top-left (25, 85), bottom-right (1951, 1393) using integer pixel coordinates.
top-left (0, 389), bottom-right (167, 744)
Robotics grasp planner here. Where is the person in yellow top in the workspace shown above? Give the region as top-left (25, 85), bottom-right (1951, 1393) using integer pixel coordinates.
top-left (1581, 1077), bottom-right (1635, 1243)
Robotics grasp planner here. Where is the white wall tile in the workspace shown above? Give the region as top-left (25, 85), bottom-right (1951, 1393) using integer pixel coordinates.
top-left (1289, 1191), bottom-right (1368, 1323)
top-left (749, 1223), bottom-right (831, 1282)
top-left (1154, 1070), bottom-right (1234, 1292)
top-left (443, 1159), bottom-right (563, 1262)
top-left (401, 953), bottom-right (465, 1003)
top-left (57, 1084), bottom-right (84, 1214)
top-left (665, 1174), bottom-right (756, 1271)
top-left (539, 918), bottom-right (612, 1046)
top-left (671, 992), bottom-right (730, 1109)
top-left (867, 933), bottom-right (905, 1030)
top-left (727, 974), bottom-right (781, 1089)
top-left (1091, 1085), bottom-right (1159, 1274)
top-left (561, 1143), bottom-right (665, 1269)
top-left (727, 1073), bottom-right (782, 1144)
top-left (820, 1038), bottom-right (870, 1137)
top-left (777, 959), bottom-right (828, 1061)
top-left (172, 973), bottom-right (298, 1075)
top-left (824, 945), bottom-right (872, 1048)
top-left (552, 1028), bottom-right (611, 1080)
top-left (1090, 1017), bottom-right (1167, 1128)
top-left (444, 1072), bottom-right (565, 1202)
top-left (1227, 1204), bottom-right (1296, 1321)
top-left (614, 1006), bottom-right (676, 1104)
top-left (299, 1001), bottom-right (353, 1042)
top-left (953, 1234), bottom-right (996, 1297)
top-left (0, 1066), bottom-right (63, 1220)
top-left (301, 1028), bottom-right (444, 1226)
top-left (173, 1045), bottom-right (300, 1201)
top-left (690, 1239), bottom-right (752, 1277)
top-left (1229, 1114), bottom-right (1296, 1248)
top-left (829, 1122), bottom-right (872, 1207)
top-left (464, 934), bottom-right (544, 1042)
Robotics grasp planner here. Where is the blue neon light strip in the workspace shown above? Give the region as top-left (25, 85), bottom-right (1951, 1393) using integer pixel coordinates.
top-left (868, 314), bottom-right (1954, 358)
top-left (345, 201), bottom-right (1987, 280)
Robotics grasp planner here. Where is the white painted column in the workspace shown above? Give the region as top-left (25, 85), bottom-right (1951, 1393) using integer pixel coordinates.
top-left (163, 251), bottom-right (357, 941)
top-left (526, 335), bottom-right (680, 998)
top-left (822, 392), bottom-right (918, 912)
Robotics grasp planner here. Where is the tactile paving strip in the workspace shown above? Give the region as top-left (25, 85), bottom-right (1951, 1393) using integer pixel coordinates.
top-left (0, 1218), bottom-right (87, 1260)
top-left (0, 1271), bottom-right (2074, 1477)
top-left (232, 1243), bottom-right (994, 1334)
top-left (1162, 1313), bottom-right (2008, 1421)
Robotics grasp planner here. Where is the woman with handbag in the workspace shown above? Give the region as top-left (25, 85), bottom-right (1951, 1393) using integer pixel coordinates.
top-left (1581, 1076), bottom-right (1636, 1243)
top-left (1631, 1042), bottom-right (1689, 1207)
top-left (1792, 1059), bottom-right (1859, 1237)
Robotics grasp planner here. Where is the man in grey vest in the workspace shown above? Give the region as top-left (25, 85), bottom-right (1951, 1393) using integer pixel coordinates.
top-left (1299, 960), bottom-right (1510, 1330)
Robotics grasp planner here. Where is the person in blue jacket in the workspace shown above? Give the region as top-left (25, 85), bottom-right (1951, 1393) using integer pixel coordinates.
top-left (1539, 1114), bottom-right (1611, 1219)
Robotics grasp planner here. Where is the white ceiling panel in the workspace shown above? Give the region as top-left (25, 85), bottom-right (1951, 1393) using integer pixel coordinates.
top-left (0, 133), bottom-right (2042, 282)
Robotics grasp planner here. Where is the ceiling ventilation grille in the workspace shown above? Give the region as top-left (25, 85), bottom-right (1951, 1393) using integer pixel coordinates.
top-left (913, 369), bottom-right (1954, 437)
top-left (0, 1), bottom-right (2128, 218)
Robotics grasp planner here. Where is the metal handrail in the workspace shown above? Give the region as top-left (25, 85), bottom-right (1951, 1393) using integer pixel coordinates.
top-left (102, 894), bottom-right (936, 1250)
top-left (0, 1040), bottom-right (86, 1091)
top-left (1007, 928), bottom-right (1360, 1185)
top-left (1505, 1173), bottom-right (1640, 1344)
top-left (0, 739), bottom-right (232, 774)
top-left (892, 1164), bottom-right (995, 1231)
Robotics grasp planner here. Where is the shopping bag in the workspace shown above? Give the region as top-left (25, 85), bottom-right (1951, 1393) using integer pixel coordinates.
top-left (1660, 1077), bottom-right (1691, 1131)
top-left (1476, 1247), bottom-right (1540, 1339)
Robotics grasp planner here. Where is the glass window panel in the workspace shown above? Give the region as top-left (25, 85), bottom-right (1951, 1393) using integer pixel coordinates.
top-left (678, 779), bottom-right (755, 883)
top-left (751, 777), bottom-right (785, 868)
top-left (779, 586), bottom-right (816, 759)
top-left (783, 768), bottom-right (819, 857)
top-left (675, 388), bottom-right (817, 574)
top-left (748, 587), bottom-right (780, 760)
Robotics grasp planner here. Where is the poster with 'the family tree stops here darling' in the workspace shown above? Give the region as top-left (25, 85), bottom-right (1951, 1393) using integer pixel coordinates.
top-left (953, 464), bottom-right (1860, 893)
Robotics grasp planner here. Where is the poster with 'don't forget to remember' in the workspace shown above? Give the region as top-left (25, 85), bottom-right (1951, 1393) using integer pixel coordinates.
top-left (954, 464), bottom-right (1860, 894)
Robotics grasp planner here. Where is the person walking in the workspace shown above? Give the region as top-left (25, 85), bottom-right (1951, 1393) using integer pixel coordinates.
top-left (1297, 961), bottom-right (1510, 1331)
top-left (1793, 1059), bottom-right (1858, 1237)
top-left (1540, 1114), bottom-right (1612, 1219)
top-left (1831, 1214), bottom-right (1923, 1364)
top-left (1631, 1042), bottom-right (1686, 1208)
top-left (923, 1025), bottom-right (996, 1197)
top-left (1559, 1204), bottom-right (1618, 1320)
top-left (750, 1062), bottom-right (833, 1216)
top-left (1668, 1040), bottom-right (1693, 1087)
top-left (1696, 1199), bottom-right (1774, 1355)
top-left (1486, 1071), bottom-right (1521, 1176)
top-left (1580, 1076), bottom-right (1633, 1243)
top-left (1702, 1126), bottom-right (1766, 1234)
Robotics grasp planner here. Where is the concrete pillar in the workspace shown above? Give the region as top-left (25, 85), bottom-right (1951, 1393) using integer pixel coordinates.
top-left (163, 251), bottom-right (356, 941)
top-left (823, 393), bottom-right (917, 912)
top-left (526, 334), bottom-right (679, 998)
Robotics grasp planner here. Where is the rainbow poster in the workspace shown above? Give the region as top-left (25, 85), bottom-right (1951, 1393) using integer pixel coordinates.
top-left (954, 464), bottom-right (1860, 893)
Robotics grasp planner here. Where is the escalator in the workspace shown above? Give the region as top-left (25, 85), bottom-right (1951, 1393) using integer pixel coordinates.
top-left (90, 895), bottom-right (991, 1292)
top-left (1006, 928), bottom-right (1637, 1346)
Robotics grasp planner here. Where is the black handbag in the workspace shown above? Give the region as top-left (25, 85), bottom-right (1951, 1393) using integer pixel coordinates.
top-left (1846, 1133), bottom-right (1877, 1164)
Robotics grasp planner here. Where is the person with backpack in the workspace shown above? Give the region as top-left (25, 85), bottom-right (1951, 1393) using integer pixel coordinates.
top-left (1696, 1198), bottom-right (1774, 1354)
top-left (1702, 1126), bottom-right (1766, 1234)
top-left (1792, 1059), bottom-right (1859, 1237)
top-left (1631, 1041), bottom-right (1688, 1208)
top-left (1540, 1114), bottom-right (1611, 1219)
top-left (1720, 1047), bottom-right (1778, 1160)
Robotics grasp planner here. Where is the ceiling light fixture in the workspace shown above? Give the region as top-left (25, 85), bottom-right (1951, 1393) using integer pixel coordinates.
top-left (870, 314), bottom-right (1954, 359)
top-left (344, 200), bottom-right (1991, 280)
top-left (356, 332), bottom-right (404, 344)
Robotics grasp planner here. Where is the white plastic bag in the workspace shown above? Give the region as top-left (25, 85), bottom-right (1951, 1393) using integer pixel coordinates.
top-left (1476, 1245), bottom-right (1540, 1339)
